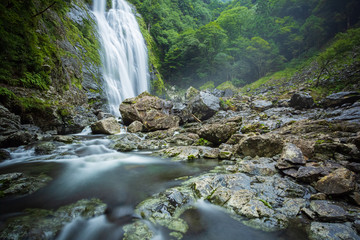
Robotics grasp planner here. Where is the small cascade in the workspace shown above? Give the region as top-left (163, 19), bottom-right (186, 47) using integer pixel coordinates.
top-left (93, 0), bottom-right (149, 117)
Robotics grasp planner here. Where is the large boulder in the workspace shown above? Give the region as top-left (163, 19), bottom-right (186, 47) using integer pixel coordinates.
top-left (198, 122), bottom-right (239, 145)
top-left (188, 91), bottom-right (220, 121)
top-left (238, 135), bottom-right (284, 157)
top-left (119, 92), bottom-right (179, 131)
top-left (321, 91), bottom-right (360, 108)
top-left (289, 92), bottom-right (314, 110)
top-left (90, 117), bottom-right (121, 135)
top-left (0, 131), bottom-right (33, 148)
top-left (142, 109), bottom-right (179, 131)
top-left (315, 168), bottom-right (356, 195)
top-left (0, 105), bottom-right (21, 136)
top-left (0, 105), bottom-right (33, 148)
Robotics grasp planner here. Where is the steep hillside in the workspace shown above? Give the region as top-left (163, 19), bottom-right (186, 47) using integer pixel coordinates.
top-left (0, 0), bottom-right (105, 134)
top-left (241, 27), bottom-right (360, 102)
top-left (130, 0), bottom-right (360, 89)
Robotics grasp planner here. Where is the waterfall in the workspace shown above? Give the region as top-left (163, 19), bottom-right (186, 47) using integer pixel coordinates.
top-left (93, 0), bottom-right (149, 117)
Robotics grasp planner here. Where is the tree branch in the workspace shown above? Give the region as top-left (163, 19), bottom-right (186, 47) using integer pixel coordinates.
top-left (32, 1), bottom-right (56, 18)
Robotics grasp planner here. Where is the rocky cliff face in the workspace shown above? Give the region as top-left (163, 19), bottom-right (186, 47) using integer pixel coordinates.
top-left (0, 0), bottom-right (107, 137)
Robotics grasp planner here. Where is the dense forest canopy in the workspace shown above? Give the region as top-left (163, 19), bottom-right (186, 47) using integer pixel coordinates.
top-left (128, 0), bottom-right (360, 89)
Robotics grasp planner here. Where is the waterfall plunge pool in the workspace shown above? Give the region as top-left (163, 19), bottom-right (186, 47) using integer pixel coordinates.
top-left (0, 135), bottom-right (309, 239)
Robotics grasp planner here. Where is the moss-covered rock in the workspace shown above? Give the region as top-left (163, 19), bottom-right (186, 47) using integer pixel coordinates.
top-left (0, 172), bottom-right (52, 198)
top-left (0, 198), bottom-right (106, 239)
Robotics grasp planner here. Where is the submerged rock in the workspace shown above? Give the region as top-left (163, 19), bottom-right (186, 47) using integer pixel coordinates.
top-left (123, 221), bottom-right (154, 240)
top-left (0, 198), bottom-right (106, 240)
top-left (54, 135), bottom-right (75, 144)
top-left (35, 142), bottom-right (57, 155)
top-left (0, 172), bottom-right (52, 198)
top-left (91, 117), bottom-right (121, 135)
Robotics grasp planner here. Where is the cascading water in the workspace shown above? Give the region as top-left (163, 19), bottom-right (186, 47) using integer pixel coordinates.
top-left (93, 0), bottom-right (149, 116)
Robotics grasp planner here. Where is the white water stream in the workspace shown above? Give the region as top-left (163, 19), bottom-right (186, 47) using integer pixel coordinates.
top-left (93, 0), bottom-right (149, 116)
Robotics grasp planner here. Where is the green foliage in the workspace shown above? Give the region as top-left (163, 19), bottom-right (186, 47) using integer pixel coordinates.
top-left (195, 138), bottom-right (211, 146)
top-left (0, 87), bottom-right (16, 102)
top-left (57, 107), bottom-right (70, 118)
top-left (151, 73), bottom-right (165, 96)
top-left (131, 0), bottom-right (360, 90)
top-left (258, 199), bottom-right (272, 209)
top-left (241, 123), bottom-right (270, 134)
top-left (242, 67), bottom-right (298, 92)
top-left (216, 81), bottom-right (237, 91)
top-left (0, 0), bottom-right (101, 96)
top-left (137, 15), bottom-right (165, 96)
top-left (219, 98), bottom-right (236, 111)
top-left (317, 28), bottom-right (360, 68)
top-left (19, 72), bottom-right (50, 90)
top-left (0, 0), bottom-right (69, 87)
top-left (199, 81), bottom-right (215, 90)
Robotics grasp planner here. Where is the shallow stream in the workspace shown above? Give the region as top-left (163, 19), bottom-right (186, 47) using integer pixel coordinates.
top-left (0, 133), bottom-right (308, 239)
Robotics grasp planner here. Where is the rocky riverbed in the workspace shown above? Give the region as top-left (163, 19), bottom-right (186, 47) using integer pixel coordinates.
top-left (0, 88), bottom-right (359, 239)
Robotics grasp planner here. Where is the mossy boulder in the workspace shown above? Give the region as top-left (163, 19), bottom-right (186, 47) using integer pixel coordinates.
top-left (188, 91), bottom-right (220, 121)
top-left (0, 172), bottom-right (52, 198)
top-left (238, 135), bottom-right (284, 157)
top-left (91, 117), bottom-right (121, 135)
top-left (198, 122), bottom-right (239, 146)
top-left (315, 168), bottom-right (356, 195)
top-left (120, 92), bottom-right (179, 131)
top-left (34, 142), bottom-right (57, 155)
top-left (0, 198), bottom-right (106, 240)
